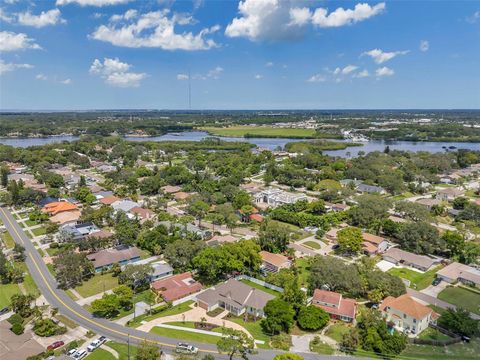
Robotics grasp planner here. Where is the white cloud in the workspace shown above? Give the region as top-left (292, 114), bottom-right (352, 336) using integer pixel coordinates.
top-left (177, 74), bottom-right (189, 80)
top-left (362, 48), bottom-right (409, 64)
top-left (0, 60), bottom-right (33, 75)
top-left (265, 61), bottom-right (274, 67)
top-left (176, 66), bottom-right (224, 81)
top-left (375, 66), bottom-right (394, 77)
top-left (0, 31), bottom-right (41, 52)
top-left (36, 74), bottom-right (48, 80)
top-left (307, 74), bottom-right (326, 83)
top-left (225, 1), bottom-right (385, 42)
top-left (289, 7), bottom-right (311, 26)
top-left (89, 57), bottom-right (146, 87)
top-left (18, 9), bottom-right (66, 28)
top-left (340, 64), bottom-right (358, 75)
top-left (207, 66), bottom-right (224, 79)
top-left (466, 10), bottom-right (480, 24)
top-left (56, 0), bottom-right (131, 6)
top-left (60, 78), bottom-right (72, 84)
top-left (91, 9), bottom-right (219, 50)
top-left (254, 74), bottom-right (263, 79)
top-left (419, 40), bottom-right (429, 52)
top-left (354, 69), bottom-right (370, 78)
top-left (311, 2), bottom-right (385, 28)
top-left (109, 9), bottom-right (137, 22)
top-left (0, 8), bottom-right (14, 23)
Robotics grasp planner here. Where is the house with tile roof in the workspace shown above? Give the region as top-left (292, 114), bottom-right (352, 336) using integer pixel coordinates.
top-left (382, 248), bottom-right (437, 272)
top-left (436, 262), bottom-right (480, 288)
top-left (259, 251), bottom-right (291, 273)
top-left (380, 294), bottom-right (438, 335)
top-left (311, 289), bottom-right (357, 323)
top-left (87, 246), bottom-right (141, 272)
top-left (362, 232), bottom-right (389, 255)
top-left (42, 201), bottom-right (78, 215)
top-left (151, 272), bottom-right (203, 302)
top-left (196, 279), bottom-right (275, 318)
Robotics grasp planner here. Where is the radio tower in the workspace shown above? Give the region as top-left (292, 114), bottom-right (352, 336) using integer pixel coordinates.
top-left (188, 68), bottom-right (191, 110)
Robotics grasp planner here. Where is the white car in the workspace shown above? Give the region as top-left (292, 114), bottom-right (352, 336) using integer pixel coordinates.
top-left (87, 339), bottom-right (101, 352)
top-left (67, 348), bottom-right (77, 357)
top-left (175, 343), bottom-right (198, 354)
top-left (73, 349), bottom-right (87, 359)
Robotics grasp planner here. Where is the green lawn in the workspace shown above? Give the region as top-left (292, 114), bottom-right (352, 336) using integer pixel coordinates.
top-left (226, 315), bottom-right (270, 343)
top-left (150, 326), bottom-right (221, 345)
top-left (325, 323), bottom-right (351, 343)
top-left (24, 219), bottom-right (38, 227)
top-left (402, 338), bottom-right (480, 360)
top-left (310, 339), bottom-right (335, 355)
top-left (0, 283), bottom-right (20, 308)
top-left (201, 126), bottom-right (317, 139)
top-left (85, 348), bottom-right (116, 360)
top-left (303, 241), bottom-right (321, 249)
top-left (19, 263), bottom-right (39, 296)
top-left (55, 314), bottom-right (78, 329)
top-left (239, 279), bottom-right (281, 297)
top-left (438, 286), bottom-right (480, 315)
top-left (127, 301), bottom-right (194, 328)
top-left (418, 327), bottom-right (451, 341)
top-left (32, 227), bottom-right (46, 236)
top-left (295, 257), bottom-right (312, 288)
top-left (107, 342), bottom-right (138, 360)
top-left (74, 273), bottom-right (118, 298)
top-left (1, 230), bottom-right (15, 248)
top-left (388, 265), bottom-right (441, 290)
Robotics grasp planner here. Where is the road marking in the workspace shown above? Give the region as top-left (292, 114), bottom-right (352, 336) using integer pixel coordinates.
top-left (0, 207), bottom-right (217, 354)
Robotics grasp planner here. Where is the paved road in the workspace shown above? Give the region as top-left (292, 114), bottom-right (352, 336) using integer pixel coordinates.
top-left (407, 288), bottom-right (480, 320)
top-left (0, 207), bottom-right (359, 360)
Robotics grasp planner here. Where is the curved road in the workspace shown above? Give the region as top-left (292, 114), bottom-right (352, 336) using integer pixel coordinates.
top-left (0, 207), bottom-right (356, 360)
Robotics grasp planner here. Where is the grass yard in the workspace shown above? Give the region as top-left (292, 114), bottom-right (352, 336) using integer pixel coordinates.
top-left (325, 323), bottom-right (351, 343)
top-left (402, 338), bottom-right (480, 360)
top-left (24, 219), bottom-right (38, 227)
top-left (19, 263), bottom-right (39, 295)
top-left (66, 290), bottom-right (79, 300)
top-left (107, 342), bottom-right (138, 360)
top-left (227, 315), bottom-right (270, 343)
top-left (438, 286), bottom-right (480, 315)
top-left (55, 314), bottom-right (78, 329)
top-left (74, 273), bottom-right (118, 298)
top-left (239, 279), bottom-right (281, 297)
top-left (1, 230), bottom-right (15, 248)
top-left (128, 301), bottom-right (194, 328)
top-left (303, 240), bottom-right (321, 250)
top-left (269, 219), bottom-right (300, 232)
top-left (295, 257), bottom-right (312, 288)
top-left (0, 283), bottom-right (20, 308)
top-left (32, 227), bottom-right (46, 236)
top-left (418, 327), bottom-right (451, 341)
top-left (201, 126), bottom-right (317, 139)
top-left (85, 348), bottom-right (116, 360)
top-left (388, 265), bottom-right (441, 290)
top-left (150, 326), bottom-right (221, 345)
top-left (310, 338), bottom-right (335, 355)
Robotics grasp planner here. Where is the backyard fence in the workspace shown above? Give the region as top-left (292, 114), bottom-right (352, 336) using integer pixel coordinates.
top-left (410, 324), bottom-right (462, 346)
top-left (234, 275), bottom-right (284, 293)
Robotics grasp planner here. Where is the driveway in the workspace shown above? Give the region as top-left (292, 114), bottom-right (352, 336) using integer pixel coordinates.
top-left (421, 281), bottom-right (449, 298)
top-left (376, 260), bottom-right (396, 272)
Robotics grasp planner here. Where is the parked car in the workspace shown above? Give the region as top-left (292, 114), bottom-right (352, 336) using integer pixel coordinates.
top-left (0, 306), bottom-right (10, 315)
top-left (67, 348), bottom-right (77, 357)
top-left (87, 339), bottom-right (101, 352)
top-left (73, 349), bottom-right (87, 359)
top-left (432, 277), bottom-right (442, 286)
top-left (175, 343), bottom-right (198, 354)
top-left (47, 340), bottom-right (64, 350)
top-left (98, 336), bottom-right (107, 345)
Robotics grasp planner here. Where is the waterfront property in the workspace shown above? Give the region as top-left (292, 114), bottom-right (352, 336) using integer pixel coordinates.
top-left (196, 279), bottom-right (274, 318)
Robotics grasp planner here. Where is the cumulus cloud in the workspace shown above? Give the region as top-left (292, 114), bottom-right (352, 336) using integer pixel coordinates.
top-left (334, 64), bottom-right (358, 75)
top-left (0, 8), bottom-right (14, 23)
top-left (375, 66), bottom-right (394, 77)
top-left (56, 0), bottom-right (131, 6)
top-left (362, 48), bottom-right (409, 64)
top-left (0, 60), bottom-right (33, 75)
top-left (354, 69), bottom-right (370, 78)
top-left (89, 57), bottom-right (146, 87)
top-left (0, 31), bottom-right (41, 52)
top-left (177, 74), bottom-right (189, 80)
top-left (254, 74), bottom-right (263, 79)
top-left (176, 66), bottom-right (224, 80)
top-left (36, 74), bottom-right (48, 80)
top-left (419, 40), bottom-right (429, 52)
top-left (17, 8), bottom-right (66, 27)
top-left (207, 66), bottom-right (224, 79)
top-left (466, 10), bottom-right (480, 24)
top-left (60, 78), bottom-right (72, 84)
top-left (225, 0), bottom-right (386, 41)
top-left (307, 73), bottom-right (326, 83)
top-left (91, 9), bottom-right (220, 50)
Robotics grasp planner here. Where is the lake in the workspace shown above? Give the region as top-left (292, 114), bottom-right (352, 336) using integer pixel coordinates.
top-left (1, 131), bottom-right (478, 157)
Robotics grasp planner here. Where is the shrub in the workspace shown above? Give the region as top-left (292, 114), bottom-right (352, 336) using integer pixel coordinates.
top-left (274, 353), bottom-right (304, 360)
top-left (7, 313), bottom-right (24, 325)
top-left (66, 340), bottom-right (79, 351)
top-left (49, 242), bottom-right (59, 249)
top-left (297, 306), bottom-right (330, 331)
top-left (270, 333), bottom-right (292, 350)
top-left (33, 318), bottom-right (67, 337)
top-left (11, 322), bottom-right (24, 335)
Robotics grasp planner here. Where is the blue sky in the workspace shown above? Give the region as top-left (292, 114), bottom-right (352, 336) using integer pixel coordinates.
top-left (0, 0), bottom-right (479, 110)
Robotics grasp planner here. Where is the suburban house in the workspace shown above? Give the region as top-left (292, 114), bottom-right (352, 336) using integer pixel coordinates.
top-left (382, 248), bottom-right (437, 272)
top-left (253, 188), bottom-right (307, 208)
top-left (415, 198), bottom-right (442, 210)
top-left (148, 261), bottom-right (174, 282)
top-left (112, 200), bottom-right (139, 213)
top-left (357, 184), bottom-right (386, 195)
top-left (362, 233), bottom-right (389, 255)
top-left (59, 222), bottom-right (100, 242)
top-left (87, 246), bottom-right (141, 272)
top-left (259, 251), bottom-right (291, 273)
top-left (42, 201), bottom-right (78, 216)
top-left (129, 206), bottom-right (155, 221)
top-left (99, 195), bottom-right (120, 206)
top-left (436, 262), bottom-right (480, 288)
top-left (436, 188), bottom-right (465, 202)
top-left (151, 272), bottom-right (203, 302)
top-left (173, 192), bottom-right (193, 201)
top-left (196, 279), bottom-right (275, 318)
top-left (380, 294), bottom-right (438, 335)
top-left (205, 234), bottom-right (238, 246)
top-left (311, 289), bottom-right (357, 323)
top-left (161, 185), bottom-right (182, 194)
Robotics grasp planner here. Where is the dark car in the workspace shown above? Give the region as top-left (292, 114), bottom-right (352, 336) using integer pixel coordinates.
top-left (432, 277), bottom-right (442, 286)
top-left (47, 340), bottom-right (64, 350)
top-left (0, 306), bottom-right (10, 315)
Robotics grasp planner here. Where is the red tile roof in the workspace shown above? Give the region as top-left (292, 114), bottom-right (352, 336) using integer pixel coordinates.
top-left (151, 272), bottom-right (202, 302)
top-left (100, 195), bottom-right (120, 205)
top-left (42, 201), bottom-right (78, 215)
top-left (312, 289), bottom-right (356, 320)
top-left (380, 294), bottom-right (434, 320)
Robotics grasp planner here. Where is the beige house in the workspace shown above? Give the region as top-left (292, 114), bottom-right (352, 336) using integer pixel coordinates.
top-left (259, 251), bottom-right (291, 273)
top-left (380, 294), bottom-right (438, 335)
top-left (436, 188), bottom-right (465, 202)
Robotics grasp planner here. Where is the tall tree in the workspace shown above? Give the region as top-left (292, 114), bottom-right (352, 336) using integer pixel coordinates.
top-left (217, 328), bottom-right (254, 360)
